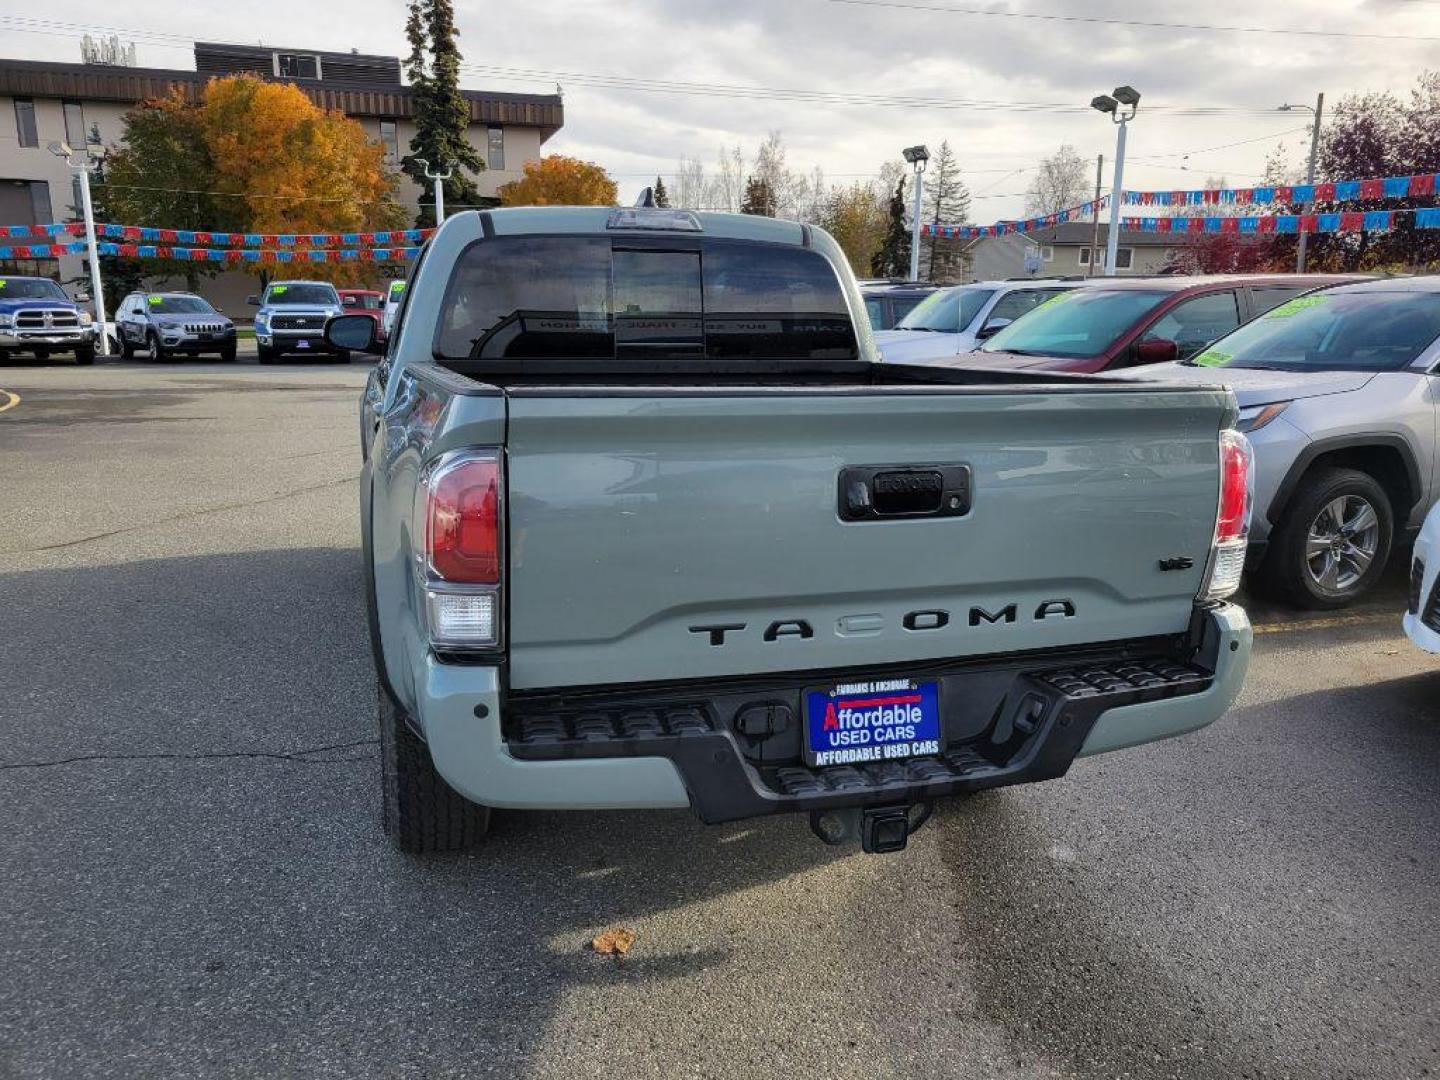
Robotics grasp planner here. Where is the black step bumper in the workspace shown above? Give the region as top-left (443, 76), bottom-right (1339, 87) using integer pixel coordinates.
top-left (502, 613), bottom-right (1231, 824)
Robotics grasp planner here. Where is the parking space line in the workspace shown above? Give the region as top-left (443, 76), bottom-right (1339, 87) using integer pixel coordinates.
top-left (1253, 611), bottom-right (1398, 635)
top-left (0, 388), bottom-right (19, 414)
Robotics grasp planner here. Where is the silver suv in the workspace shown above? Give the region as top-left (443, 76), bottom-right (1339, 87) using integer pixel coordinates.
top-left (1136, 278), bottom-right (1440, 608)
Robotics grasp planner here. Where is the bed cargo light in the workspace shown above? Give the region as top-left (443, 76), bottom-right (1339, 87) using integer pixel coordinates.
top-left (419, 450), bottom-right (503, 649)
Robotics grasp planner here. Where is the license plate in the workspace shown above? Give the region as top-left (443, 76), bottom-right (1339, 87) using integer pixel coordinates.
top-left (199, 333), bottom-right (214, 341)
top-left (296, 339), bottom-right (311, 349)
top-left (803, 678), bottom-right (942, 767)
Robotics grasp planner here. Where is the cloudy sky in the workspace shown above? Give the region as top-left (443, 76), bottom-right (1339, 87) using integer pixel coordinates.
top-left (8, 0), bottom-right (1440, 223)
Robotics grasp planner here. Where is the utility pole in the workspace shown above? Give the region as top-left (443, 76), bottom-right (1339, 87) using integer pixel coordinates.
top-left (416, 158), bottom-right (453, 227)
top-left (1089, 153), bottom-right (1104, 277)
top-left (48, 140), bottom-right (107, 356)
top-left (1282, 93), bottom-right (1325, 273)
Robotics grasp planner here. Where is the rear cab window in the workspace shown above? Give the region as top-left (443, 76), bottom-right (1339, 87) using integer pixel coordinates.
top-left (433, 237), bottom-right (857, 368)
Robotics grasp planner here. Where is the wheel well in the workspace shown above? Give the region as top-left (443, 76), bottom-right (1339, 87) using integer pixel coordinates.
top-left (1283, 445), bottom-right (1415, 523)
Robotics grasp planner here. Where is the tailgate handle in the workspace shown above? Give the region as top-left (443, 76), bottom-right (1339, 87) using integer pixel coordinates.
top-left (839, 465), bottom-right (971, 521)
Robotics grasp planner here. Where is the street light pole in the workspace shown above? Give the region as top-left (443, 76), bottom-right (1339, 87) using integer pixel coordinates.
top-left (48, 140), bottom-right (107, 356)
top-left (1281, 94), bottom-right (1325, 272)
top-left (1091, 86), bottom-right (1140, 277)
top-left (902, 145), bottom-right (930, 281)
top-left (415, 158), bottom-right (453, 227)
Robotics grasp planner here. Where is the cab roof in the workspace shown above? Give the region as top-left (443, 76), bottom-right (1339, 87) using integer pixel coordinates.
top-left (480, 206), bottom-right (809, 246)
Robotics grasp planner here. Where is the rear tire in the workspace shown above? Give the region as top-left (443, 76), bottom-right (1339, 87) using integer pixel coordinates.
top-left (120, 334), bottom-right (136, 360)
top-left (1265, 466), bottom-right (1393, 610)
top-left (379, 682), bottom-right (491, 853)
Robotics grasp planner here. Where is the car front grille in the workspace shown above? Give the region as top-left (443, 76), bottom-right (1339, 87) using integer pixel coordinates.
top-left (182, 322), bottom-right (228, 335)
top-left (271, 314), bottom-right (325, 331)
top-left (15, 308), bottom-right (79, 329)
top-left (1409, 558), bottom-right (1426, 615)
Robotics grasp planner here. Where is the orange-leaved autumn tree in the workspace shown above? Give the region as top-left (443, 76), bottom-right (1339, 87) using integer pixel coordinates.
top-left (201, 75), bottom-right (407, 282)
top-left (496, 155), bottom-right (618, 207)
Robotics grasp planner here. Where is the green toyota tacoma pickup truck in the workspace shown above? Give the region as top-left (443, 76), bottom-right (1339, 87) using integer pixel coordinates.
top-left (328, 203), bottom-right (1254, 854)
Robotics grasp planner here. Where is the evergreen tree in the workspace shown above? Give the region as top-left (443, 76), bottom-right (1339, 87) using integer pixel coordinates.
top-left (740, 175), bottom-right (777, 216)
top-left (871, 176), bottom-right (910, 278)
top-left (652, 175), bottom-right (671, 207)
top-left (402, 0), bottom-right (485, 226)
top-left (923, 141), bottom-right (971, 281)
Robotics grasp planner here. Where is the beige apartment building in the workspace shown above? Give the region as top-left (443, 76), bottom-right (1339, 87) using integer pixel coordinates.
top-left (0, 42), bottom-right (564, 312)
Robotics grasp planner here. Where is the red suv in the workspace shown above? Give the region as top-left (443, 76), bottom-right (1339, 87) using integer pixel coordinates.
top-left (941, 274), bottom-right (1363, 373)
top-left (338, 289), bottom-right (387, 343)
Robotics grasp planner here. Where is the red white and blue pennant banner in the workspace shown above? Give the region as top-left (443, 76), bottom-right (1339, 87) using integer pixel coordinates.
top-left (1120, 173), bottom-right (1438, 208)
top-left (923, 197), bottom-right (1108, 240)
top-left (0, 241), bottom-right (423, 262)
top-left (0, 223), bottom-right (435, 247)
top-left (1120, 209), bottom-right (1440, 234)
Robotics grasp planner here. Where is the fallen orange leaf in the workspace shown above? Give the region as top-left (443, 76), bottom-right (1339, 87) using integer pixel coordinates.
top-left (590, 927), bottom-right (636, 956)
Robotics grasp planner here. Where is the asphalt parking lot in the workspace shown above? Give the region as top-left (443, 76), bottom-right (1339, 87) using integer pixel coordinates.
top-left (1, 360), bottom-right (1437, 1080)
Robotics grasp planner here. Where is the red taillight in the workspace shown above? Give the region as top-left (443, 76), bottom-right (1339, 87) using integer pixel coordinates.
top-left (1215, 429), bottom-right (1252, 544)
top-left (428, 456), bottom-right (500, 583)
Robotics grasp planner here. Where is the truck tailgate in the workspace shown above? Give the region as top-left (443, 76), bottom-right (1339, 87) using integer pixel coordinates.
top-left (504, 386), bottom-right (1229, 690)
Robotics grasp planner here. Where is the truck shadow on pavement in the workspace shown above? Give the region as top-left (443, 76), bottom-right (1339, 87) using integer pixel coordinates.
top-left (931, 670), bottom-right (1440, 1080)
top-left (0, 547), bottom-right (842, 1076)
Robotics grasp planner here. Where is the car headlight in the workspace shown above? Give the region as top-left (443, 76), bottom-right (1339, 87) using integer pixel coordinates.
top-left (78, 311), bottom-right (93, 326)
top-left (0, 313), bottom-right (12, 328)
top-left (1236, 401), bottom-right (1290, 433)
top-left (254, 314), bottom-right (269, 330)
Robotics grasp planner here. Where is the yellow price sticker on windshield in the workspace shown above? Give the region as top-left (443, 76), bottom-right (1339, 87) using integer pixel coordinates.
top-left (0, 280), bottom-right (7, 288)
top-left (147, 295), bottom-right (163, 305)
top-left (271, 285), bottom-right (288, 295)
top-left (1034, 291), bottom-right (1073, 311)
top-left (1263, 295), bottom-right (1326, 319)
top-left (1193, 349), bottom-right (1232, 367)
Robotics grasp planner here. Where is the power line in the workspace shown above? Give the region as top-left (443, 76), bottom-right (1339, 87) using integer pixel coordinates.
top-left (821, 0), bottom-right (1440, 42)
top-left (0, 18), bottom-right (1295, 118)
top-left (1129, 126), bottom-right (1310, 161)
top-left (458, 61), bottom-right (1282, 116)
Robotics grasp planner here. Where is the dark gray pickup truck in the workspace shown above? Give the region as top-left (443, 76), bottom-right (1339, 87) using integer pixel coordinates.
top-left (329, 204), bottom-right (1254, 854)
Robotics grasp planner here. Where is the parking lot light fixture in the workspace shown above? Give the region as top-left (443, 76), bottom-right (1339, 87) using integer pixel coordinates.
top-left (902, 145), bottom-right (930, 281)
top-left (47, 140), bottom-right (108, 355)
top-left (414, 157), bottom-right (453, 227)
top-left (1093, 85), bottom-right (1140, 276)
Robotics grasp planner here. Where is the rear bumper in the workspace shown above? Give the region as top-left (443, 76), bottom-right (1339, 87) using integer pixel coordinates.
top-left (416, 604), bottom-right (1251, 821)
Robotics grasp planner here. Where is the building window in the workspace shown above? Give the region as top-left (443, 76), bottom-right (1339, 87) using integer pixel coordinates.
top-left (25, 181), bottom-right (53, 226)
top-left (63, 102), bottom-right (86, 151)
top-left (1078, 246), bottom-right (1093, 266)
top-left (1040, 245), bottom-right (1053, 262)
top-left (487, 126), bottom-right (505, 171)
top-left (1114, 247), bottom-right (1134, 270)
top-left (380, 120), bottom-right (399, 164)
top-left (13, 99), bottom-right (37, 148)
top-left (276, 53), bottom-right (320, 79)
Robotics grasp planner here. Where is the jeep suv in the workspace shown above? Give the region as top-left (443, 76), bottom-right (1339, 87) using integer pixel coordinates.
top-left (115, 291), bottom-right (236, 361)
